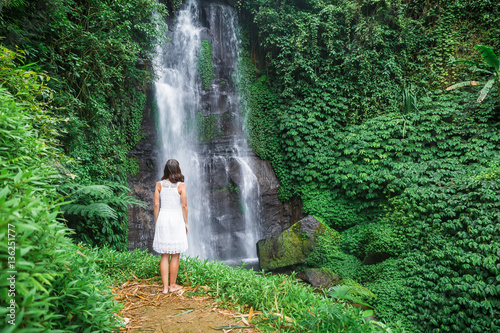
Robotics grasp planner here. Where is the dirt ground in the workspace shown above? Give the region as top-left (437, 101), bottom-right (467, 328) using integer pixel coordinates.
top-left (113, 279), bottom-right (261, 333)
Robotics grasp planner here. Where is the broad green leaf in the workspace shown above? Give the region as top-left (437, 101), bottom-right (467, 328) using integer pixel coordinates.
top-left (475, 45), bottom-right (500, 72)
top-left (363, 310), bottom-right (374, 318)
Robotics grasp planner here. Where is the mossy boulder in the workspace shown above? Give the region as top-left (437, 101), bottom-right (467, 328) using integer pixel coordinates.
top-left (257, 215), bottom-right (327, 270)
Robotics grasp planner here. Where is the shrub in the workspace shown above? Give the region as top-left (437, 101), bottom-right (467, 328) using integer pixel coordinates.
top-left (0, 47), bottom-right (122, 332)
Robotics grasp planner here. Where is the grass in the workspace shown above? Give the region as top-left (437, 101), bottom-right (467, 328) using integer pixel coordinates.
top-left (85, 246), bottom-right (393, 332)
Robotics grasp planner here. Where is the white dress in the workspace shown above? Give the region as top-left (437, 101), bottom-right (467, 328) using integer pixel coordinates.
top-left (152, 180), bottom-right (188, 254)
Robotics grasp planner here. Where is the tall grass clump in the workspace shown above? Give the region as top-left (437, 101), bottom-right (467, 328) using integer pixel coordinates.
top-left (89, 246), bottom-right (161, 285)
top-left (0, 46), bottom-right (122, 332)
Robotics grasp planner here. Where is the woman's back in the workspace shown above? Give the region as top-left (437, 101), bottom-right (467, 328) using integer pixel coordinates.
top-left (160, 180), bottom-right (182, 210)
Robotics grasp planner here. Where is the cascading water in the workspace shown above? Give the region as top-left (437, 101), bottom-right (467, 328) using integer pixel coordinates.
top-left (153, 0), bottom-right (261, 264)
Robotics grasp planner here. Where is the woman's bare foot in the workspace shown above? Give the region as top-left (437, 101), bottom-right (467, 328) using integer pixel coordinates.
top-left (169, 284), bottom-right (183, 292)
top-left (162, 289), bottom-right (169, 294)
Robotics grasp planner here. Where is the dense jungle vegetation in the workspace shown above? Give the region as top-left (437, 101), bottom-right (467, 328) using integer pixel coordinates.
top-left (0, 0), bottom-right (171, 331)
top-left (1, 0), bottom-right (499, 331)
top-left (237, 0), bottom-right (500, 331)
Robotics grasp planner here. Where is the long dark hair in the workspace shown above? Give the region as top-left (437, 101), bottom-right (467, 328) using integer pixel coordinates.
top-left (161, 159), bottom-right (184, 183)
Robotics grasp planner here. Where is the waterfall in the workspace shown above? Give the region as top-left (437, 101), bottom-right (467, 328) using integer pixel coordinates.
top-left (153, 0), bottom-right (261, 264)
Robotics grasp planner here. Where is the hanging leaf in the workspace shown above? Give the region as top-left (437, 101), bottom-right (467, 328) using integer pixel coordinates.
top-left (474, 45), bottom-right (500, 72)
top-left (477, 78), bottom-right (495, 103)
top-left (445, 81), bottom-right (479, 91)
top-left (471, 68), bottom-right (494, 75)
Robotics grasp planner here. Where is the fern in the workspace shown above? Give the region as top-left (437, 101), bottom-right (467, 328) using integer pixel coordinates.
top-left (62, 202), bottom-right (118, 220)
top-left (60, 184), bottom-right (113, 200)
top-left (59, 181), bottom-right (145, 250)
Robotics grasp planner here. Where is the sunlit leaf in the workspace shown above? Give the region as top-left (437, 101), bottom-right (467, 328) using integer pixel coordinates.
top-left (477, 78), bottom-right (495, 103)
top-left (445, 81), bottom-right (479, 91)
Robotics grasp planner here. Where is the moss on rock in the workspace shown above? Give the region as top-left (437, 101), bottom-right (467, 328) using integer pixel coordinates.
top-left (257, 215), bottom-right (334, 270)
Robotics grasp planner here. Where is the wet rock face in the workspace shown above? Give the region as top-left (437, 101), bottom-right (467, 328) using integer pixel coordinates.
top-left (127, 88), bottom-right (159, 251)
top-left (127, 1), bottom-right (304, 259)
top-left (250, 159), bottom-right (302, 237)
top-left (126, 100), bottom-right (302, 256)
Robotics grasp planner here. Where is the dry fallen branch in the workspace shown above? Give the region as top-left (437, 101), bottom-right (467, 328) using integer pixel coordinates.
top-left (273, 313), bottom-right (293, 323)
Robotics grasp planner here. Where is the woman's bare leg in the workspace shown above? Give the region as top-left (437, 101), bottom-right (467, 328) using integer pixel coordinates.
top-left (160, 253), bottom-right (170, 293)
top-left (169, 253), bottom-right (182, 291)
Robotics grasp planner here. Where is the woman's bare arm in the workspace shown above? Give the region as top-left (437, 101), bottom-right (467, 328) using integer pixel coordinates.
top-left (154, 181), bottom-right (161, 229)
top-left (178, 183), bottom-right (188, 234)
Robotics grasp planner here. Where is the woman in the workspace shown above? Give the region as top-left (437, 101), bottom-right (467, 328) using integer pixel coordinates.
top-left (152, 159), bottom-right (189, 294)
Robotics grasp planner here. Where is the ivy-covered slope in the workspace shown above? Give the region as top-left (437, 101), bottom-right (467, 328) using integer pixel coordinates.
top-left (237, 0), bottom-right (500, 331)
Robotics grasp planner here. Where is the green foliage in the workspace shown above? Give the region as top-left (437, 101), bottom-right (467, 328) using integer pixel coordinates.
top-left (0, 0), bottom-right (167, 184)
top-left (364, 259), bottom-right (415, 330)
top-left (477, 160), bottom-right (500, 180)
top-left (340, 222), bottom-right (404, 262)
top-left (447, 45), bottom-right (500, 104)
top-left (0, 0), bottom-right (167, 248)
top-left (198, 40), bottom-right (215, 91)
top-left (228, 182), bottom-right (239, 194)
top-left (301, 187), bottom-right (381, 229)
top-left (87, 247), bottom-right (160, 285)
top-left (47, 248), bottom-right (124, 332)
top-left (59, 182), bottom-right (145, 251)
top-left (238, 1), bottom-right (500, 331)
top-left (328, 280), bottom-right (376, 307)
top-left (300, 91), bottom-right (500, 330)
top-left (196, 112), bottom-right (221, 142)
top-left (475, 45), bottom-right (500, 73)
top-left (237, 0), bottom-right (500, 197)
top-left (180, 257), bottom-right (387, 332)
top-left (0, 48), bottom-right (121, 332)
top-left (380, 153), bottom-right (500, 331)
top-left (124, 156), bottom-right (141, 177)
top-left (305, 227), bottom-right (361, 280)
top-left (237, 53), bottom-right (291, 198)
